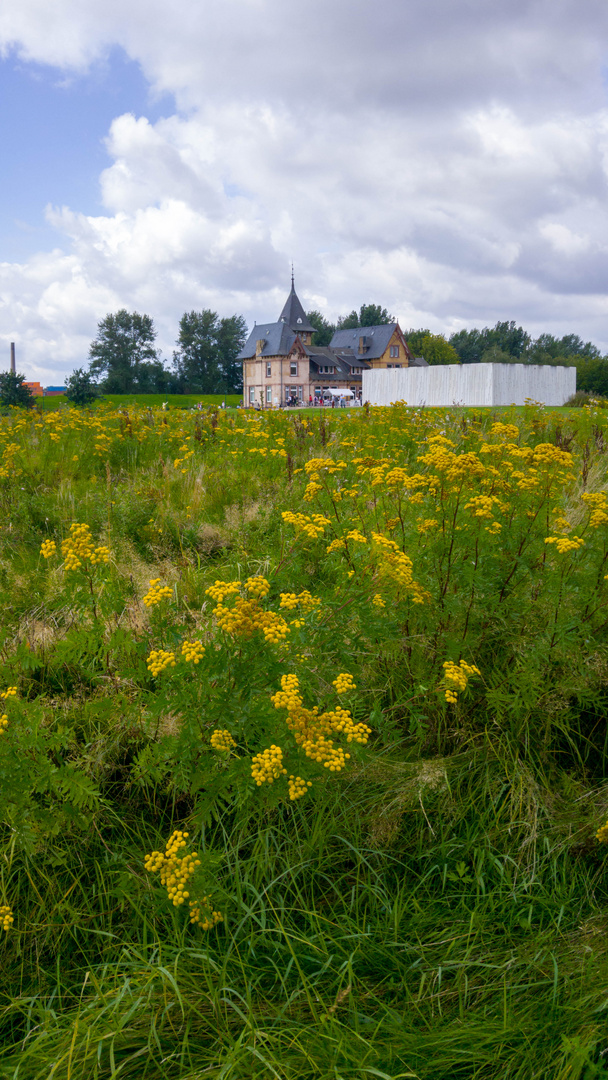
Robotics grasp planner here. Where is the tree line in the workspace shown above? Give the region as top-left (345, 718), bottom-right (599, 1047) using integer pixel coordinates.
top-left (3, 301), bottom-right (608, 408)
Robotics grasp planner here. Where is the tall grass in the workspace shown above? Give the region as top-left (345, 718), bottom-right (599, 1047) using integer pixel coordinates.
top-left (0, 400), bottom-right (608, 1078)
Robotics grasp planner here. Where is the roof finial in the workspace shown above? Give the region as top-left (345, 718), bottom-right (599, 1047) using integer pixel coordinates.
top-left (291, 262), bottom-right (294, 289)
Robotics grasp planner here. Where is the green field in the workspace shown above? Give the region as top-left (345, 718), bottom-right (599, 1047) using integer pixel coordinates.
top-left (37, 392), bottom-right (243, 411)
top-left (1, 399), bottom-right (608, 1079)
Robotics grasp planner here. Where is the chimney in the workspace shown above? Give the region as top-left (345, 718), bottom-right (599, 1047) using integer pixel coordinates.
top-left (10, 342), bottom-right (15, 374)
top-left (358, 336), bottom-right (368, 356)
top-left (255, 339), bottom-right (265, 357)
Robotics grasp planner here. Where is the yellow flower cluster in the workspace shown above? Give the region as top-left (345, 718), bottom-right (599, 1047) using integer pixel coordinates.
top-left (371, 533), bottom-right (430, 604)
top-left (181, 639), bottom-right (205, 664)
top-left (145, 830), bottom-right (217, 927)
top-left (0, 905), bottom-right (14, 931)
top-left (210, 728), bottom-right (237, 753)
top-left (0, 714), bottom-right (8, 735)
top-left (60, 523), bottom-right (110, 571)
top-left (531, 443), bottom-right (573, 469)
top-left (251, 744), bottom-right (288, 785)
top-left (205, 580), bottom-right (241, 604)
top-left (143, 579), bottom-right (173, 607)
top-left (270, 674), bottom-right (370, 776)
top-left (489, 422), bottom-right (520, 440)
top-left (288, 775), bottom-right (313, 800)
top-left (545, 536), bottom-right (585, 554)
top-left (326, 538), bottom-right (346, 554)
top-left (596, 820), bottom-right (608, 843)
top-left (279, 590), bottom-right (321, 612)
top-left (464, 495), bottom-right (505, 519)
top-left (333, 673), bottom-right (356, 694)
top-left (40, 539), bottom-right (57, 558)
top-left (189, 898), bottom-right (223, 929)
top-left (442, 660), bottom-right (481, 703)
top-left (147, 649), bottom-right (177, 676)
top-left (244, 575), bottom-right (271, 598)
top-left (372, 594), bottom-right (386, 608)
top-left (281, 511), bottom-right (331, 539)
top-left (214, 598), bottom-right (289, 645)
top-left (0, 687), bottom-right (17, 699)
top-left (582, 492), bottom-right (608, 528)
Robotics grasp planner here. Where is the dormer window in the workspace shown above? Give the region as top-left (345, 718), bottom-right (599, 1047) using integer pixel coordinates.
top-left (297, 317), bottom-right (302, 323)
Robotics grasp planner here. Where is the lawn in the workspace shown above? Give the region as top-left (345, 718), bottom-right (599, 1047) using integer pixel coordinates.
top-left (0, 398), bottom-right (608, 1078)
top-left (36, 392), bottom-right (243, 411)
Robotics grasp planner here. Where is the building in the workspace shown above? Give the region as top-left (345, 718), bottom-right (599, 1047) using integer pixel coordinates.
top-left (239, 277), bottom-right (427, 407)
top-left (363, 363), bottom-right (576, 407)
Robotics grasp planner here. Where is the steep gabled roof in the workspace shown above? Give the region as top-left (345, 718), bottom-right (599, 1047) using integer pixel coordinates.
top-left (329, 323), bottom-right (402, 359)
top-left (238, 321), bottom-right (297, 360)
top-left (278, 281), bottom-right (316, 333)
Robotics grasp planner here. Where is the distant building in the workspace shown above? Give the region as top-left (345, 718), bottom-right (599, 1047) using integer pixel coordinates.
top-left (22, 382), bottom-right (66, 397)
top-left (239, 277), bottom-right (427, 407)
top-left (24, 382), bottom-right (43, 397)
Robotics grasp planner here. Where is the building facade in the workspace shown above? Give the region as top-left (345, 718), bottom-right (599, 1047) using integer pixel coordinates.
top-left (239, 279), bottom-right (427, 407)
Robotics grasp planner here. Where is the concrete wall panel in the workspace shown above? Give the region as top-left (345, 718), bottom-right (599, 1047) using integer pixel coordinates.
top-left (362, 364), bottom-right (576, 407)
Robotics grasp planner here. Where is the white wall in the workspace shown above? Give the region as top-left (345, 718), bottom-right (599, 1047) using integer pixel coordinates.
top-left (362, 363), bottom-right (576, 407)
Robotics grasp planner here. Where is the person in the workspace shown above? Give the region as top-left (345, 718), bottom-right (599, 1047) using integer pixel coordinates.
top-left (309, 394), bottom-right (313, 406)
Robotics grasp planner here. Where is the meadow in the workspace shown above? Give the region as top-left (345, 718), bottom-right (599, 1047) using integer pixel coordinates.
top-left (1, 399), bottom-right (608, 1078)
top-left (38, 393), bottom-right (243, 412)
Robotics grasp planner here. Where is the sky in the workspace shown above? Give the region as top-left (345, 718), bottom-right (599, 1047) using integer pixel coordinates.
top-left (1, 0), bottom-right (608, 382)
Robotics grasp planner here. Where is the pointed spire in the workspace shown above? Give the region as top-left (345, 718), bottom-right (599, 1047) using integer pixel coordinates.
top-left (278, 271), bottom-right (315, 333)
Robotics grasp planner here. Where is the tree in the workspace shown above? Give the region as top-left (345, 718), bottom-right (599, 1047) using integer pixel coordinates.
top-left (173, 311), bottom-right (247, 394)
top-left (573, 356), bottom-right (608, 397)
top-left (64, 368), bottom-right (100, 406)
top-left (480, 346), bottom-right (517, 364)
top-left (449, 327), bottom-right (487, 364)
top-left (88, 310), bottom-right (162, 393)
top-left (216, 314), bottom-right (247, 393)
top-left (307, 310), bottom-right (336, 347)
top-left (0, 371), bottom-right (35, 409)
top-left (527, 333), bottom-right (600, 365)
top-left (405, 329), bottom-right (460, 365)
top-left (337, 304), bottom-right (394, 329)
top-left (449, 321), bottom-right (529, 363)
top-left (485, 321), bottom-right (530, 358)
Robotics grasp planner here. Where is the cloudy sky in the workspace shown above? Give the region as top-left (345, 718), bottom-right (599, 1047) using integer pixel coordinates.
top-left (1, 0), bottom-right (608, 381)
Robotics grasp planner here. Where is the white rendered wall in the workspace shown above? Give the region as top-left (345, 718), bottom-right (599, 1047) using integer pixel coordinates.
top-left (362, 364), bottom-right (576, 407)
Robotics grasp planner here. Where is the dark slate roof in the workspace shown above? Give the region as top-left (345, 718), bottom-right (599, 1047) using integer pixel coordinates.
top-left (329, 324), bottom-right (400, 359)
top-left (278, 282), bottom-right (316, 333)
top-left (238, 321), bottom-right (297, 359)
top-left (307, 350), bottom-right (349, 377)
top-left (305, 347), bottom-right (369, 378)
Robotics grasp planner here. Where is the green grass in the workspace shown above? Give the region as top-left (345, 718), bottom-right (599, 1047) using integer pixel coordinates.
top-left (1, 400), bottom-right (608, 1078)
top-left (35, 392), bottom-right (243, 412)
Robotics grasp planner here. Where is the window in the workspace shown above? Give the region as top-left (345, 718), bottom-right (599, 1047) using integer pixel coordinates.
top-left (319, 366), bottom-right (334, 374)
top-left (390, 345), bottom-right (399, 358)
top-left (290, 361), bottom-right (298, 377)
top-left (266, 386), bottom-right (272, 404)
top-left (297, 385), bottom-right (303, 400)
top-left (266, 362), bottom-right (272, 377)
top-left (249, 386), bottom-right (255, 403)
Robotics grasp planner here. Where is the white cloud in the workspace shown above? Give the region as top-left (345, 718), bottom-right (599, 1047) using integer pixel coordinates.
top-left (2, 0), bottom-right (608, 380)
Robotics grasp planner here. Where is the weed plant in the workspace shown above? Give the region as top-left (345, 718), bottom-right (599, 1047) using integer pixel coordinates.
top-left (0, 400), bottom-right (608, 1078)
